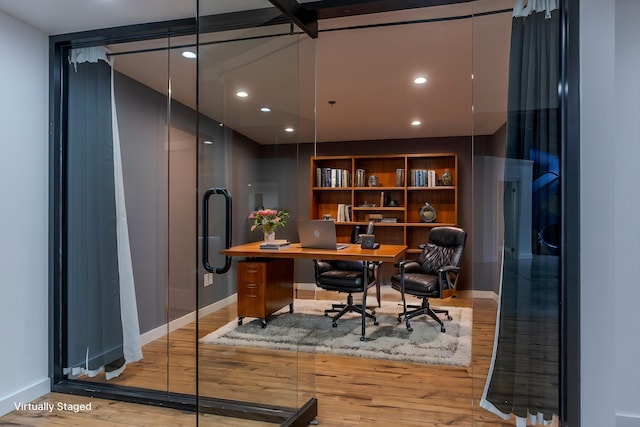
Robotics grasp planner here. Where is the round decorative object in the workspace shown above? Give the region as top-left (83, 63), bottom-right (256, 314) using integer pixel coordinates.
top-left (419, 202), bottom-right (437, 223)
top-left (441, 169), bottom-right (453, 186)
top-left (368, 175), bottom-right (379, 187)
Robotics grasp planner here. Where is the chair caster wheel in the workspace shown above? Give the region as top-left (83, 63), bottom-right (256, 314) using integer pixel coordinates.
top-left (374, 320), bottom-right (379, 326)
top-left (324, 313), bottom-right (329, 317)
top-left (440, 327), bottom-right (446, 333)
top-left (447, 315), bottom-right (453, 321)
top-left (360, 336), bottom-right (366, 341)
top-left (260, 319), bottom-right (267, 328)
top-left (332, 322), bottom-right (338, 327)
top-left (406, 321), bottom-right (413, 332)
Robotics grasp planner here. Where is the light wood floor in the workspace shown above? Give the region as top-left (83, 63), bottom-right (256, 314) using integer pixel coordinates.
top-left (0, 290), bottom-right (522, 426)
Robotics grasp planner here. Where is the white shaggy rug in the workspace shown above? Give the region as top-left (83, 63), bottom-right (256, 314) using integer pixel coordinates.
top-left (201, 299), bottom-right (472, 367)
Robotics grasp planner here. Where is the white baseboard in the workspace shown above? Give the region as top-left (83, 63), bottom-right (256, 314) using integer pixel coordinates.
top-left (0, 378), bottom-right (50, 417)
top-left (295, 282), bottom-right (317, 292)
top-left (140, 295), bottom-right (236, 346)
top-left (617, 414), bottom-right (640, 427)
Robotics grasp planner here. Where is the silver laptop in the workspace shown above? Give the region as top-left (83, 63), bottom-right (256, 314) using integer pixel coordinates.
top-left (297, 220), bottom-right (350, 250)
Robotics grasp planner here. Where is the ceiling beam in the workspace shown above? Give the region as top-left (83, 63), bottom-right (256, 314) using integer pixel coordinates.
top-left (303, 0), bottom-right (471, 20)
top-left (268, 0), bottom-right (319, 38)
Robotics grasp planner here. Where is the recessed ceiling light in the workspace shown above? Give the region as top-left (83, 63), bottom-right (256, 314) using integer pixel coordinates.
top-left (260, 107), bottom-right (271, 112)
top-left (236, 91), bottom-right (248, 98)
top-left (411, 120), bottom-right (422, 126)
top-left (414, 77), bottom-right (427, 85)
top-left (285, 127), bottom-right (294, 133)
top-left (182, 51), bottom-right (197, 59)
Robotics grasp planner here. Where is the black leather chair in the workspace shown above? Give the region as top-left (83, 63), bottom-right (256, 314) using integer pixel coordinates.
top-left (313, 259), bottom-right (380, 340)
top-left (391, 226), bottom-right (467, 333)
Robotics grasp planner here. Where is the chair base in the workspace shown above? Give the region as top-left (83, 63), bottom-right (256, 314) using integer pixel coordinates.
top-left (397, 299), bottom-right (452, 333)
top-left (325, 294), bottom-right (378, 328)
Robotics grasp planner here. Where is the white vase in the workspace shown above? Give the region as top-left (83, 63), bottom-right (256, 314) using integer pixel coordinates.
top-left (264, 230), bottom-right (276, 241)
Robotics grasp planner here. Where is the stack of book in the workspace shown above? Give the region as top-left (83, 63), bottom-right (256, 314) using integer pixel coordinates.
top-left (259, 240), bottom-right (291, 250)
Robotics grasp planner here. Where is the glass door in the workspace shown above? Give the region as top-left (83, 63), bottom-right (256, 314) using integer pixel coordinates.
top-left (196, 1), bottom-right (317, 425)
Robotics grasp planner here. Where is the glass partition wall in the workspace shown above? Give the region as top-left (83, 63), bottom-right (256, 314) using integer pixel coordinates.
top-left (51, 0), bottom-right (568, 425)
top-left (52, 2), bottom-right (317, 425)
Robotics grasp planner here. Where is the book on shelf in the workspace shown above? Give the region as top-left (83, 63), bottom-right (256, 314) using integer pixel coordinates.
top-left (259, 239), bottom-right (291, 250)
top-left (337, 203), bottom-right (345, 221)
top-left (336, 203), bottom-right (351, 222)
top-left (381, 217), bottom-right (398, 223)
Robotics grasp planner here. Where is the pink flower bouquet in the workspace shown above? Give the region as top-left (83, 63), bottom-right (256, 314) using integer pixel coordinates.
top-left (249, 208), bottom-right (290, 233)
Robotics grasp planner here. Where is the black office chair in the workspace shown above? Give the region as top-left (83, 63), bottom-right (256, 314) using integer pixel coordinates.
top-left (313, 259), bottom-right (380, 340)
top-left (391, 226), bottom-right (467, 333)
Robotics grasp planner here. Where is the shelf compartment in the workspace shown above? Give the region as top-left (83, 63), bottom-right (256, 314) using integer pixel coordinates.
top-left (407, 190), bottom-right (456, 225)
top-left (354, 156), bottom-right (405, 188)
top-left (311, 190), bottom-right (351, 220)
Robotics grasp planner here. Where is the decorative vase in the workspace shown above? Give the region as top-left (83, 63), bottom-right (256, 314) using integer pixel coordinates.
top-left (419, 202), bottom-right (437, 223)
top-left (441, 169), bottom-right (453, 186)
top-left (263, 230), bottom-right (276, 242)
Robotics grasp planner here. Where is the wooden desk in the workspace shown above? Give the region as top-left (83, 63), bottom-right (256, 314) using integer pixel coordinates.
top-left (222, 242), bottom-right (408, 339)
top-left (221, 242), bottom-right (407, 263)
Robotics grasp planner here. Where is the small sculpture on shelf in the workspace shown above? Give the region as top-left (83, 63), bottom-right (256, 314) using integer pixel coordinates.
top-left (441, 169), bottom-right (453, 186)
top-left (419, 202), bottom-right (437, 223)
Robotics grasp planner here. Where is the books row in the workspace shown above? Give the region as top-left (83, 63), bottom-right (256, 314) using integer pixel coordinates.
top-left (316, 168), bottom-right (351, 188)
top-left (317, 167), bottom-right (451, 188)
top-left (410, 169), bottom-right (438, 187)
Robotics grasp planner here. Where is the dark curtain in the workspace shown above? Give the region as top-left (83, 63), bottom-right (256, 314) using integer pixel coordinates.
top-left (482, 9), bottom-right (561, 423)
top-left (66, 58), bottom-right (125, 374)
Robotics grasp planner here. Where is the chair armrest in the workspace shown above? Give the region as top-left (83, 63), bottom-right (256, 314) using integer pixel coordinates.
top-left (437, 265), bottom-right (461, 293)
top-left (313, 260), bottom-right (333, 275)
top-left (394, 260), bottom-right (422, 273)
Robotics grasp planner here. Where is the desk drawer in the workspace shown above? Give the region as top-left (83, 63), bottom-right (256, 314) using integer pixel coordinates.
top-left (237, 259), bottom-right (293, 321)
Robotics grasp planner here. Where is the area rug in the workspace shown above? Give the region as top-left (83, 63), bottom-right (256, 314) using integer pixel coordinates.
top-left (200, 299), bottom-right (472, 366)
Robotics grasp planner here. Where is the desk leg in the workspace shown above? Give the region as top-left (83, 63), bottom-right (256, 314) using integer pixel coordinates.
top-left (360, 262), bottom-right (369, 341)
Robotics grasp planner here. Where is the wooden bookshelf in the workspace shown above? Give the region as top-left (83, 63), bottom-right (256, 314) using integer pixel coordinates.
top-left (310, 153), bottom-right (458, 255)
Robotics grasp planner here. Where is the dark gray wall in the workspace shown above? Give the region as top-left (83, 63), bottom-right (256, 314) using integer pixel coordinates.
top-left (115, 72), bottom-right (263, 332)
top-left (115, 72), bottom-right (171, 333)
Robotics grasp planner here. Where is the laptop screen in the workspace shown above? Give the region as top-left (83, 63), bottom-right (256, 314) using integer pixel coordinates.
top-left (297, 220), bottom-right (349, 250)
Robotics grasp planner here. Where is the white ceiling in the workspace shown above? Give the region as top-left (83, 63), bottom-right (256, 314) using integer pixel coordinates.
top-left (0, 0), bottom-right (513, 144)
